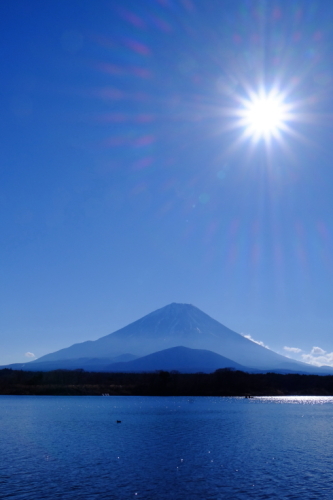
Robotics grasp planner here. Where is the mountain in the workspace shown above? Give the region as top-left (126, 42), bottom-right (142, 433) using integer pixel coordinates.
top-left (27, 303), bottom-right (328, 373)
top-left (1, 354), bottom-right (138, 372)
top-left (105, 346), bottom-right (251, 373)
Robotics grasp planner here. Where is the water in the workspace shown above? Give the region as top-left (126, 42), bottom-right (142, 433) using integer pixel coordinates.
top-left (1, 396), bottom-right (333, 499)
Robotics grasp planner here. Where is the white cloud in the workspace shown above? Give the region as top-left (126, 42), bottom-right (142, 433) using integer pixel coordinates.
top-left (310, 346), bottom-right (326, 356)
top-left (25, 352), bottom-right (36, 358)
top-left (242, 334), bottom-right (269, 349)
top-left (302, 353), bottom-right (333, 367)
top-left (282, 345), bottom-right (333, 367)
top-left (283, 346), bottom-right (302, 354)
top-left (302, 349), bottom-right (333, 367)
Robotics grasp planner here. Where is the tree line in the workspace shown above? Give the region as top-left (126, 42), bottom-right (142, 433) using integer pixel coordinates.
top-left (1, 368), bottom-right (333, 396)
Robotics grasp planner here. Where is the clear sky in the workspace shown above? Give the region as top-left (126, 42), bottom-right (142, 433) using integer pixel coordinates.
top-left (1, 0), bottom-right (333, 367)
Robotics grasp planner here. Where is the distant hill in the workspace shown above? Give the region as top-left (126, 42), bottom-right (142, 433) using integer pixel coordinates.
top-left (10, 303), bottom-right (332, 374)
top-left (105, 346), bottom-right (251, 373)
top-left (1, 354), bottom-right (138, 372)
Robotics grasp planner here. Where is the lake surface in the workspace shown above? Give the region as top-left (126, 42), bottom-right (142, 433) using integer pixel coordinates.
top-left (1, 396), bottom-right (333, 499)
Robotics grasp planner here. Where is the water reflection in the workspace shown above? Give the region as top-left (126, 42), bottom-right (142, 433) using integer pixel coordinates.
top-left (255, 396), bottom-right (333, 404)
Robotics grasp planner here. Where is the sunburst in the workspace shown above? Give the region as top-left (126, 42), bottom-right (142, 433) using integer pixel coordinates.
top-left (238, 89), bottom-right (291, 142)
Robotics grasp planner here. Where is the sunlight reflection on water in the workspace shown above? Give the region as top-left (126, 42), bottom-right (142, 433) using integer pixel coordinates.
top-left (255, 396), bottom-right (333, 404)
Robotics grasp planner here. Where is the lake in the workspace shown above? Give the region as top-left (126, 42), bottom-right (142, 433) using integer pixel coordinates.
top-left (1, 396), bottom-right (333, 499)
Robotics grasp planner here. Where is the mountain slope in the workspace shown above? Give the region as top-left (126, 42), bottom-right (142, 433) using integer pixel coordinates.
top-left (32, 303), bottom-right (322, 372)
top-left (1, 354), bottom-right (138, 372)
top-left (105, 346), bottom-right (250, 373)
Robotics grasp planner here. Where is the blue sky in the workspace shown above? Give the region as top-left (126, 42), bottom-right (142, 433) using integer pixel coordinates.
top-left (2, 0), bottom-right (333, 367)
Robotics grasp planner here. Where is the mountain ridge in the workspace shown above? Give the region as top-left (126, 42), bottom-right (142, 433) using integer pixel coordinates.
top-left (11, 303), bottom-right (331, 374)
top-left (103, 346), bottom-right (251, 373)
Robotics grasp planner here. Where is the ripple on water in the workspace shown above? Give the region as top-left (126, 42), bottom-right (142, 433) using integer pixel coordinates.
top-left (1, 396), bottom-right (333, 499)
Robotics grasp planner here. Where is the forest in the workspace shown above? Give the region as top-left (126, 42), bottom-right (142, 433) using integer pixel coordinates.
top-left (1, 368), bottom-right (333, 396)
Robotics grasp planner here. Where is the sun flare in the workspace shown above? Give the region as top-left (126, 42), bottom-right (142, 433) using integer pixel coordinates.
top-left (240, 91), bottom-right (289, 141)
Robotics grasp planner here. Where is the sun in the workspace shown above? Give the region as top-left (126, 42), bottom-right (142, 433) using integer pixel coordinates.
top-left (220, 85), bottom-right (300, 156)
top-left (239, 90), bottom-right (289, 142)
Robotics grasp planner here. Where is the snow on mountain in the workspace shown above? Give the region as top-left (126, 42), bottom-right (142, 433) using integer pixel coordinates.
top-left (31, 303), bottom-right (324, 373)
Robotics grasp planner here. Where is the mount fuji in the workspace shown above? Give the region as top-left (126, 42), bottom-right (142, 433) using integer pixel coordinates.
top-left (7, 303), bottom-right (331, 374)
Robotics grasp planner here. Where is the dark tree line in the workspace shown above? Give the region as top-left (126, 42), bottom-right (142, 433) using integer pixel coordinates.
top-left (1, 368), bottom-right (333, 396)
